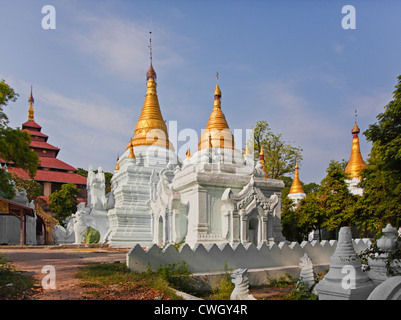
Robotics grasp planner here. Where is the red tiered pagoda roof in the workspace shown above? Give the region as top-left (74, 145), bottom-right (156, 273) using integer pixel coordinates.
top-left (10, 167), bottom-right (87, 185)
top-left (22, 120), bottom-right (42, 129)
top-left (1, 88), bottom-right (87, 204)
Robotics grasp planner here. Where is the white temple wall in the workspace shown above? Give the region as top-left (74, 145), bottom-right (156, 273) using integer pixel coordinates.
top-left (106, 146), bottom-right (181, 248)
top-left (127, 239), bottom-right (371, 274)
top-left (0, 214), bottom-right (36, 245)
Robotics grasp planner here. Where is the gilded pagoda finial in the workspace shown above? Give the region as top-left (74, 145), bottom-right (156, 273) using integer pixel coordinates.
top-left (128, 141), bottom-right (135, 159)
top-left (214, 72), bottom-right (222, 99)
top-left (345, 120), bottom-right (366, 178)
top-left (351, 122), bottom-right (360, 135)
top-left (185, 149), bottom-right (191, 159)
top-left (198, 77), bottom-right (234, 151)
top-left (259, 146), bottom-right (267, 177)
top-left (28, 85), bottom-right (34, 103)
top-left (214, 84), bottom-right (222, 100)
top-left (126, 37), bottom-right (173, 151)
top-left (244, 140), bottom-right (251, 155)
top-left (28, 86), bottom-right (34, 121)
top-left (289, 163), bottom-right (304, 194)
top-left (115, 157), bottom-right (120, 171)
top-left (146, 32), bottom-right (157, 81)
top-left (149, 32), bottom-right (153, 64)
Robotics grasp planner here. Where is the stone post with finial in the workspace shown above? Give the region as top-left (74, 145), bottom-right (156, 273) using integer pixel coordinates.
top-left (367, 224), bottom-right (401, 284)
top-left (315, 226), bottom-right (376, 300)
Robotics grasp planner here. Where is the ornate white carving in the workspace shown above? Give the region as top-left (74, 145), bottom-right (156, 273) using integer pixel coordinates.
top-left (72, 203), bottom-right (89, 244)
top-left (298, 253), bottom-right (315, 288)
top-left (150, 165), bottom-right (187, 246)
top-left (52, 216), bottom-right (75, 243)
top-left (87, 166), bottom-right (107, 210)
top-left (221, 175), bottom-right (285, 245)
top-left (230, 268), bottom-right (256, 300)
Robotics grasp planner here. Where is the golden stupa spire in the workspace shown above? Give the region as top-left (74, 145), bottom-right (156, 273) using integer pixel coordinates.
top-left (28, 86), bottom-right (34, 121)
top-left (126, 33), bottom-right (173, 151)
top-left (259, 146), bottom-right (268, 177)
top-left (289, 163), bottom-right (305, 194)
top-left (345, 119), bottom-right (366, 178)
top-left (198, 73), bottom-right (234, 150)
top-left (185, 149), bottom-right (191, 159)
top-left (259, 146), bottom-right (265, 162)
top-left (115, 157), bottom-right (120, 171)
top-left (128, 141), bottom-right (135, 159)
top-left (244, 140), bottom-right (251, 155)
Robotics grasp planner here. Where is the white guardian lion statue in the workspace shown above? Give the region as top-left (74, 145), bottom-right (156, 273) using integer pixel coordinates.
top-left (72, 203), bottom-right (89, 244)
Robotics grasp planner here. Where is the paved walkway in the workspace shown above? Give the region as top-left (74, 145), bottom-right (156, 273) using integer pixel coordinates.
top-left (0, 246), bottom-right (128, 300)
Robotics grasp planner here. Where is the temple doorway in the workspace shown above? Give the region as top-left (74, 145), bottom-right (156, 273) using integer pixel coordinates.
top-left (248, 215), bottom-right (259, 246)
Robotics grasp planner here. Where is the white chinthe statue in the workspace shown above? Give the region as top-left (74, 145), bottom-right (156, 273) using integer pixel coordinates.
top-left (72, 203), bottom-right (88, 244)
top-left (230, 268), bottom-right (256, 300)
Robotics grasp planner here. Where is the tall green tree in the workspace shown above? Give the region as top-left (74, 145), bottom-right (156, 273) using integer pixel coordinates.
top-left (282, 181), bottom-right (325, 242)
top-left (355, 75), bottom-right (401, 233)
top-left (283, 160), bottom-right (357, 241)
top-left (298, 191), bottom-right (325, 240)
top-left (0, 169), bottom-right (15, 199)
top-left (49, 183), bottom-right (79, 223)
top-left (318, 160), bottom-right (357, 231)
top-left (0, 80), bottom-right (39, 199)
top-left (0, 80), bottom-right (18, 127)
top-left (250, 121), bottom-right (303, 179)
top-left (364, 75), bottom-right (401, 173)
top-left (281, 195), bottom-right (312, 242)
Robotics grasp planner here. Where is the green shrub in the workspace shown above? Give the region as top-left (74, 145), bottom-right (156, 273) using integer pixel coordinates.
top-left (266, 272), bottom-right (297, 288)
top-left (284, 282), bottom-right (318, 300)
top-left (209, 262), bottom-right (234, 300)
top-left (157, 261), bottom-right (191, 290)
top-left (0, 253), bottom-right (34, 299)
top-left (84, 226), bottom-right (100, 244)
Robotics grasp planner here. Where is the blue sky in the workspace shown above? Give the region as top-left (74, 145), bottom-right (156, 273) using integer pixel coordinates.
top-left (1, 0), bottom-right (400, 184)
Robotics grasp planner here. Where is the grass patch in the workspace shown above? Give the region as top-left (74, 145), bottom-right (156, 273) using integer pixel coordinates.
top-left (75, 262), bottom-right (183, 300)
top-left (75, 262), bottom-right (323, 300)
top-left (208, 263), bottom-right (234, 300)
top-left (0, 253), bottom-right (35, 300)
top-left (283, 282), bottom-right (318, 300)
top-left (266, 272), bottom-right (297, 288)
top-left (258, 271), bottom-right (320, 300)
top-left (157, 261), bottom-right (191, 290)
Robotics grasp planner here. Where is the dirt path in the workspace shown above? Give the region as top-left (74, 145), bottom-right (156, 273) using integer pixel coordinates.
top-left (0, 246), bottom-right (128, 300)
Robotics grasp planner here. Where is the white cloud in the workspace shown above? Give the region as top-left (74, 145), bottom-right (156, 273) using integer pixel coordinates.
top-left (257, 80), bottom-right (348, 183)
top-left (348, 90), bottom-right (391, 119)
top-left (70, 14), bottom-right (185, 82)
top-left (334, 43), bottom-right (345, 54)
top-left (36, 86), bottom-right (131, 136)
top-left (11, 81), bottom-right (133, 172)
top-left (256, 78), bottom-right (394, 183)
top-left (259, 80), bottom-right (342, 140)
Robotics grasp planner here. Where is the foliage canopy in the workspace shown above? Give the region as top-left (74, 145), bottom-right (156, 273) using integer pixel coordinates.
top-left (0, 79), bottom-right (39, 199)
top-left (49, 183), bottom-right (79, 223)
top-left (250, 120), bottom-right (303, 179)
